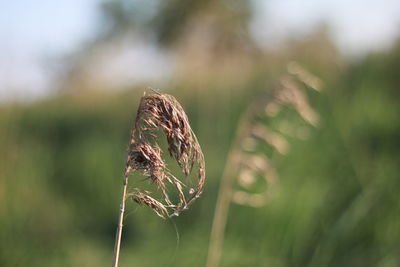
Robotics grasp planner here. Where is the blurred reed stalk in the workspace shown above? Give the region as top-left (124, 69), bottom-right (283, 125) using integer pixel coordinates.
top-left (112, 91), bottom-right (205, 267)
top-left (206, 109), bottom-right (253, 267)
top-left (206, 62), bottom-right (321, 267)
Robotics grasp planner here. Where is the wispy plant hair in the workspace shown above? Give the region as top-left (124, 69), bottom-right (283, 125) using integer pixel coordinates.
top-left (125, 91), bottom-right (205, 218)
top-left (112, 90), bottom-right (205, 267)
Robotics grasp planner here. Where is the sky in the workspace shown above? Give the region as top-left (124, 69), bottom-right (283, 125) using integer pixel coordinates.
top-left (0, 0), bottom-right (99, 100)
top-left (252, 0), bottom-right (400, 54)
top-left (0, 0), bottom-right (400, 102)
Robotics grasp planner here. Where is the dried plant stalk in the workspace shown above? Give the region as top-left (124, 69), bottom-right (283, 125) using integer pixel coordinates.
top-left (112, 91), bottom-right (205, 267)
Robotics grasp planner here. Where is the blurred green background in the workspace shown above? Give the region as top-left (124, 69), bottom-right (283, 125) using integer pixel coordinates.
top-left (1, 1), bottom-right (400, 266)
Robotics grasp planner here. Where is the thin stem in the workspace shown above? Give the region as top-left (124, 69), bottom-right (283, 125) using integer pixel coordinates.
top-left (112, 175), bottom-right (129, 267)
top-left (205, 149), bottom-right (241, 267)
top-left (206, 108), bottom-right (253, 267)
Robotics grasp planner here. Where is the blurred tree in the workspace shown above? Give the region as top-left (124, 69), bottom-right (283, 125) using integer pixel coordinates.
top-left (60, 0), bottom-right (261, 92)
top-left (98, 0), bottom-right (255, 48)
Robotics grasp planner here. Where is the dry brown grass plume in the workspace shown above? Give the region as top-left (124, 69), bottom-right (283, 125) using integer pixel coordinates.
top-left (124, 91), bottom-right (205, 218)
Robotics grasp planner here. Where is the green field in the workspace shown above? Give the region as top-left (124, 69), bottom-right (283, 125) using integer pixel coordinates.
top-left (1, 39), bottom-right (399, 267)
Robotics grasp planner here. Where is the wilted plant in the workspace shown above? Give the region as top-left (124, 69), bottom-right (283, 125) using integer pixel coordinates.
top-left (112, 91), bottom-right (205, 267)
